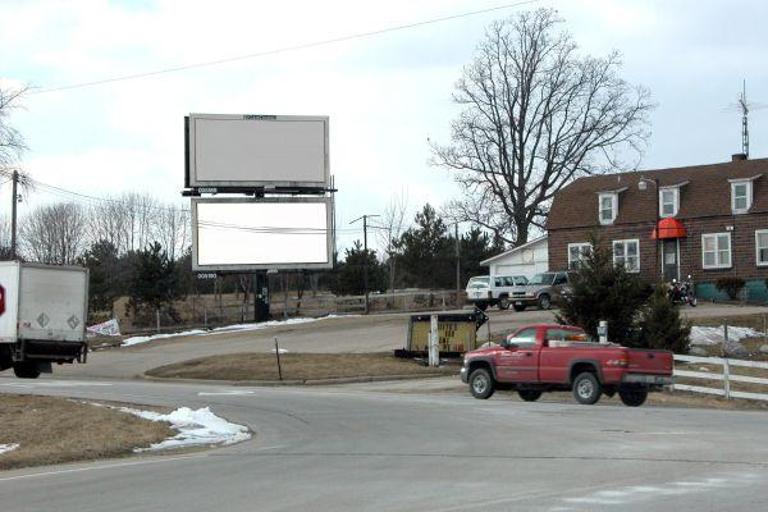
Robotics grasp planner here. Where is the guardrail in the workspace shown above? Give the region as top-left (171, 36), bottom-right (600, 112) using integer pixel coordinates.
top-left (673, 354), bottom-right (768, 401)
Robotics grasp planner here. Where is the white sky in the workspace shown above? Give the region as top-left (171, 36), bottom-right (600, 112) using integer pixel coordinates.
top-left (1, 0), bottom-right (766, 253)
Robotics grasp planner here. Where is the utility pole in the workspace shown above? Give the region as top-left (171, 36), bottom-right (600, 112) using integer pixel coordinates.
top-left (455, 223), bottom-right (461, 306)
top-left (10, 169), bottom-right (18, 260)
top-left (350, 214), bottom-right (380, 314)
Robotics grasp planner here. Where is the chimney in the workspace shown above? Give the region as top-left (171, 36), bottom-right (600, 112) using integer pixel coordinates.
top-left (732, 153), bottom-right (748, 162)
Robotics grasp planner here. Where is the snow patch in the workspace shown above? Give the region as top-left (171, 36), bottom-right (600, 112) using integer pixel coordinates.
top-left (122, 330), bottom-right (207, 347)
top-left (690, 325), bottom-right (763, 346)
top-left (119, 406), bottom-right (251, 452)
top-left (0, 443), bottom-right (19, 455)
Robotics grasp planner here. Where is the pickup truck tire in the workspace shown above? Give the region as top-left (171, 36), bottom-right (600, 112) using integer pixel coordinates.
top-left (497, 297), bottom-right (510, 310)
top-left (572, 372), bottom-right (602, 405)
top-left (518, 390), bottom-right (542, 402)
top-left (618, 386), bottom-right (648, 407)
top-left (538, 294), bottom-right (552, 310)
top-left (469, 368), bottom-right (495, 399)
top-left (13, 362), bottom-right (41, 379)
top-left (512, 304), bottom-right (526, 312)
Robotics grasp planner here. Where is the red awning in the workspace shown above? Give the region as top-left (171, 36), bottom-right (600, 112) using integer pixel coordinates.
top-left (652, 218), bottom-right (687, 239)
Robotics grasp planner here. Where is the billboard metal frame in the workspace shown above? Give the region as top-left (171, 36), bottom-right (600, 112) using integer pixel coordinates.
top-left (191, 196), bottom-right (335, 272)
top-left (185, 114), bottom-right (330, 190)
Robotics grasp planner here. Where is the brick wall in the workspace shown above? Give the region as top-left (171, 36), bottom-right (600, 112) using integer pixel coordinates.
top-left (549, 212), bottom-right (768, 285)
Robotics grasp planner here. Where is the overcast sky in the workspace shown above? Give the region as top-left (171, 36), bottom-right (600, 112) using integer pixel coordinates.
top-left (1, 0), bottom-right (766, 252)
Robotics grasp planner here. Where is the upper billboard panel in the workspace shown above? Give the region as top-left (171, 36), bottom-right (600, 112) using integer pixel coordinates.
top-left (186, 114), bottom-right (329, 189)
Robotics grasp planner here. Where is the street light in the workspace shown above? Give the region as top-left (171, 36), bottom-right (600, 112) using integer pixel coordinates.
top-left (638, 177), bottom-right (660, 280)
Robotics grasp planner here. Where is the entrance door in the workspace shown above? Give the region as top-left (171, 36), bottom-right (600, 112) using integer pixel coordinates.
top-left (662, 239), bottom-right (679, 282)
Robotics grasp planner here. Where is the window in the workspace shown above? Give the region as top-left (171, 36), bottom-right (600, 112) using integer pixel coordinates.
top-left (567, 243), bottom-right (592, 270)
top-left (612, 239), bottom-right (640, 273)
top-left (702, 233), bottom-right (732, 269)
top-left (757, 230), bottom-right (768, 267)
top-left (507, 328), bottom-right (538, 348)
top-left (546, 328), bottom-right (587, 343)
top-left (659, 187), bottom-right (679, 217)
top-left (731, 180), bottom-right (752, 213)
top-left (599, 193), bottom-right (617, 224)
top-left (553, 273), bottom-right (568, 285)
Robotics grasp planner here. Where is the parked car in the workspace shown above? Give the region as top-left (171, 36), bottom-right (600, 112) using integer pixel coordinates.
top-left (465, 275), bottom-right (528, 311)
top-left (460, 323), bottom-right (673, 406)
top-left (509, 271), bottom-right (570, 311)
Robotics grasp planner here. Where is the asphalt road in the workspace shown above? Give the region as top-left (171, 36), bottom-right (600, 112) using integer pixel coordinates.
top-left (0, 377), bottom-right (767, 512)
top-left (57, 302), bottom-right (768, 380)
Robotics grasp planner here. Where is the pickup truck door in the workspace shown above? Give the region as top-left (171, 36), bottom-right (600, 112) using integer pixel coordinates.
top-left (495, 327), bottom-right (539, 383)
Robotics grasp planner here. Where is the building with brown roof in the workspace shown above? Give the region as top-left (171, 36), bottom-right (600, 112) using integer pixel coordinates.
top-left (547, 154), bottom-right (768, 301)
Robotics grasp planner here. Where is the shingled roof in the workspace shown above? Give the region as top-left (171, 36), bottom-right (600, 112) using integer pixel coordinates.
top-left (547, 157), bottom-right (768, 230)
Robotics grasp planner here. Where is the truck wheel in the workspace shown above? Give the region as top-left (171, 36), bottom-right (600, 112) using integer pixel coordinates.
top-left (497, 297), bottom-right (510, 310)
top-left (618, 386), bottom-right (648, 407)
top-left (513, 304), bottom-right (526, 312)
top-left (518, 390), bottom-right (542, 402)
top-left (13, 362), bottom-right (41, 379)
top-left (572, 372), bottom-right (602, 405)
top-left (538, 294), bottom-right (551, 310)
top-left (469, 368), bottom-right (495, 399)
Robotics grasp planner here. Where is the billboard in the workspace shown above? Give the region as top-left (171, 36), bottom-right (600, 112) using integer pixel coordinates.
top-left (191, 197), bottom-right (333, 272)
top-left (186, 114), bottom-right (329, 189)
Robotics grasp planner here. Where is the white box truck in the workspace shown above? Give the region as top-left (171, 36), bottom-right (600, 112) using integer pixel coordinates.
top-left (0, 262), bottom-right (89, 379)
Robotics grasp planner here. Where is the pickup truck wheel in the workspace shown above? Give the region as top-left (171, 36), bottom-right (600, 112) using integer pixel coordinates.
top-left (469, 368), bottom-right (495, 399)
top-left (497, 297), bottom-right (510, 310)
top-left (518, 390), bottom-right (542, 402)
top-left (538, 294), bottom-right (551, 310)
top-left (512, 304), bottom-right (526, 312)
top-left (618, 386), bottom-right (648, 407)
top-left (572, 372), bottom-right (602, 405)
top-left (13, 362), bottom-right (41, 379)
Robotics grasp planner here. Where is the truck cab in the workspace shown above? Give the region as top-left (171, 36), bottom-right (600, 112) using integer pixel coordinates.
top-left (460, 323), bottom-right (673, 406)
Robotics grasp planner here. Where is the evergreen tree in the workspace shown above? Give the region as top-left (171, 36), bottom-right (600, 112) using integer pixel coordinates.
top-left (460, 228), bottom-right (504, 284)
top-left (128, 242), bottom-right (182, 317)
top-left (332, 241), bottom-right (387, 296)
top-left (635, 286), bottom-right (691, 353)
top-left (556, 235), bottom-right (649, 342)
top-left (80, 240), bottom-right (121, 314)
top-left (395, 204), bottom-right (453, 288)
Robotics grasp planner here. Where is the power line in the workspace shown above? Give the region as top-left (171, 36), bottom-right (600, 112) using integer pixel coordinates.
top-left (31, 0), bottom-right (541, 95)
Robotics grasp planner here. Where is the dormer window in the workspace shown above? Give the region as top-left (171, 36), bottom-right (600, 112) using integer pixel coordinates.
top-left (730, 180), bottom-right (752, 214)
top-left (659, 187), bottom-right (679, 217)
top-left (599, 192), bottom-right (618, 224)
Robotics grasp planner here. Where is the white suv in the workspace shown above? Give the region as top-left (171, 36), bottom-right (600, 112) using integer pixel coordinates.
top-left (465, 275), bottom-right (528, 311)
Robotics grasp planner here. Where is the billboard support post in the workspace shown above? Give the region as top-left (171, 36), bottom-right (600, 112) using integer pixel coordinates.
top-left (253, 272), bottom-right (269, 322)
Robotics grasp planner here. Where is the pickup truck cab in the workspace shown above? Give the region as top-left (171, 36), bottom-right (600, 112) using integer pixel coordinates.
top-left (465, 275), bottom-right (528, 311)
top-left (460, 323), bottom-right (673, 406)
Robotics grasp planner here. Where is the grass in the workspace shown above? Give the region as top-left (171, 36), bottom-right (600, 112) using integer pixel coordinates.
top-left (146, 352), bottom-right (459, 382)
top-left (0, 394), bottom-right (174, 471)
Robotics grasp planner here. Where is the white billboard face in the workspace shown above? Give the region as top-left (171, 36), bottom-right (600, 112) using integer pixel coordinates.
top-left (192, 198), bottom-right (333, 271)
top-left (187, 114), bottom-right (329, 188)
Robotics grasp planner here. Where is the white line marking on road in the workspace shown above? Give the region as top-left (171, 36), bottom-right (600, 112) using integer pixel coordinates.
top-left (0, 381), bottom-right (113, 388)
top-left (197, 390), bottom-right (255, 396)
top-left (0, 454), bottom-right (207, 483)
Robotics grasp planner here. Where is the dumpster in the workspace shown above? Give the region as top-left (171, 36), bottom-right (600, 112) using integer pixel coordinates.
top-left (395, 309), bottom-right (488, 358)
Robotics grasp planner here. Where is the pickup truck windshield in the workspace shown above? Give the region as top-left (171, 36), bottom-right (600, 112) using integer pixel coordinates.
top-left (467, 277), bottom-right (490, 288)
top-left (527, 272), bottom-right (555, 285)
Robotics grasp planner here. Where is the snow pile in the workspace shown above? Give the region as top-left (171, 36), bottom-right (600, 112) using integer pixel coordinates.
top-left (690, 325), bottom-right (763, 346)
top-left (0, 443), bottom-right (19, 455)
top-left (120, 406), bottom-right (251, 452)
top-left (122, 329), bottom-right (207, 347)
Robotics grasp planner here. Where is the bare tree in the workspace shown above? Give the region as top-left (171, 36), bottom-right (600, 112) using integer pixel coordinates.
top-left (153, 204), bottom-right (190, 261)
top-left (21, 202), bottom-right (88, 264)
top-left (375, 191), bottom-right (410, 292)
top-left (431, 9), bottom-right (653, 246)
top-left (88, 198), bottom-right (130, 253)
top-left (0, 84), bottom-right (27, 170)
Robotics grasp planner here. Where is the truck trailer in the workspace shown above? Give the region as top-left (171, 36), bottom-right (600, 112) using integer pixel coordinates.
top-left (0, 262), bottom-right (89, 379)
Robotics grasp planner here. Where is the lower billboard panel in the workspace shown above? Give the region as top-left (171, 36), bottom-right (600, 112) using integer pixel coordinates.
top-left (192, 197), bottom-right (333, 271)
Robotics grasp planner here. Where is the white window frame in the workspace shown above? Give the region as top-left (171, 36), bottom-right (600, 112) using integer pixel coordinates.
top-left (659, 187), bottom-right (679, 218)
top-left (567, 242), bottom-right (592, 270)
top-left (730, 180), bottom-right (753, 214)
top-left (702, 232), bottom-right (732, 269)
top-left (756, 230), bottom-right (768, 267)
top-left (612, 239), bottom-right (640, 273)
top-left (599, 193), bottom-right (618, 225)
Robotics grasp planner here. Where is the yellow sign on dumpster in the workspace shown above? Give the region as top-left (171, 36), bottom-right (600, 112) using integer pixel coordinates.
top-left (406, 312), bottom-right (487, 354)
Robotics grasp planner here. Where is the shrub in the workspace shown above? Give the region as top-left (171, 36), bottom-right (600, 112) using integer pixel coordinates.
top-left (715, 277), bottom-right (746, 301)
top-left (634, 286), bottom-right (691, 354)
top-left (556, 235), bottom-right (650, 342)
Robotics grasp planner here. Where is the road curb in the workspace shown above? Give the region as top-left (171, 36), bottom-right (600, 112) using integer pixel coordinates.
top-left (141, 372), bottom-right (458, 387)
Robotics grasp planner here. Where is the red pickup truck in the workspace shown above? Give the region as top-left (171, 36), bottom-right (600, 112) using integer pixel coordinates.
top-left (460, 323), bottom-right (673, 406)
